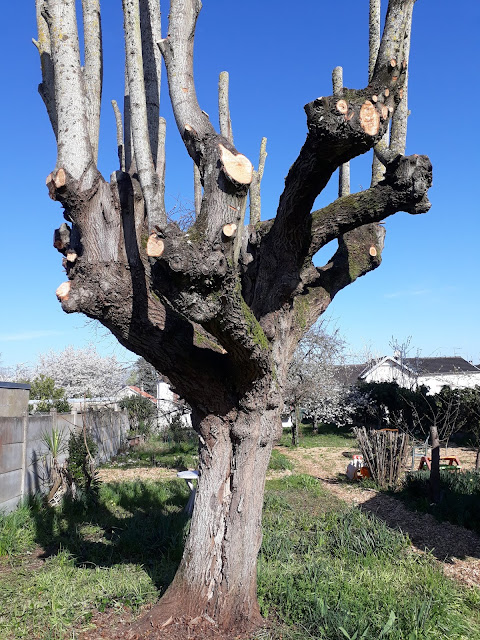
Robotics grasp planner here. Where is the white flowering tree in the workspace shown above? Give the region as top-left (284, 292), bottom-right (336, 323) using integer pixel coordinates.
top-left (35, 345), bottom-right (127, 398)
top-left (285, 323), bottom-right (350, 442)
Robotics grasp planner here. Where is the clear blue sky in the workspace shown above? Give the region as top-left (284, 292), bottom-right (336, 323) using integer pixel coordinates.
top-left (0, 1), bottom-right (478, 370)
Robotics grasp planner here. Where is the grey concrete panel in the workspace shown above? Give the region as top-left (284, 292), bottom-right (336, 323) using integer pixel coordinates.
top-left (0, 442), bottom-right (23, 474)
top-left (0, 495), bottom-right (22, 514)
top-left (0, 388), bottom-right (29, 417)
top-left (0, 418), bottom-right (24, 444)
top-left (0, 409), bottom-right (128, 510)
top-left (0, 469), bottom-right (22, 503)
top-left (24, 458), bottom-right (48, 495)
top-left (27, 416), bottom-right (54, 443)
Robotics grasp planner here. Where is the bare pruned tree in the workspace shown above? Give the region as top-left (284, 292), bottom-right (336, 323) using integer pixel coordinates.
top-left (409, 387), bottom-right (465, 502)
top-left (34, 0), bottom-right (431, 633)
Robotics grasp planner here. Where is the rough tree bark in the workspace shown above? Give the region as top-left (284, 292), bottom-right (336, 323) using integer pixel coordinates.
top-left (35, 0), bottom-right (432, 634)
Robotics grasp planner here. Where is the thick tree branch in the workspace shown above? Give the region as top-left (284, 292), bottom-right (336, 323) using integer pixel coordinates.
top-left (250, 137), bottom-right (267, 226)
top-left (390, 2), bottom-right (413, 155)
top-left (250, 0), bottom-right (414, 318)
top-left (308, 154), bottom-right (431, 258)
top-left (44, 0), bottom-right (96, 187)
top-left (370, 0), bottom-right (388, 186)
top-left (369, 0), bottom-right (381, 82)
top-left (270, 74), bottom-right (407, 256)
top-left (82, 0), bottom-right (103, 163)
top-left (123, 0), bottom-right (166, 230)
top-left (58, 263), bottom-right (235, 412)
top-left (34, 0), bottom-right (58, 139)
top-left (219, 71), bottom-right (234, 144)
top-left (295, 222), bottom-right (387, 329)
top-left (139, 0), bottom-right (163, 169)
top-left (373, 0), bottom-right (414, 87)
top-left (159, 0), bottom-right (253, 243)
top-left (158, 0), bottom-right (213, 143)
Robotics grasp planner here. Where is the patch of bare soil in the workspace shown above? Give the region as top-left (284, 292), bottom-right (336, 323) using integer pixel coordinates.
top-left (97, 467), bottom-right (178, 483)
top-left (280, 444), bottom-right (480, 589)
top-left (0, 546), bottom-right (46, 577)
top-left (78, 607), bottom-right (258, 640)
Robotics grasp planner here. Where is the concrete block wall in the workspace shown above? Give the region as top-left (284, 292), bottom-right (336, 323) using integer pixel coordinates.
top-left (0, 417), bottom-right (26, 513)
top-left (0, 408), bottom-right (130, 514)
top-left (0, 383), bottom-right (30, 418)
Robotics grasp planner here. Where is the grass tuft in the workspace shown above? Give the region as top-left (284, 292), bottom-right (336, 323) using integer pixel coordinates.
top-left (268, 449), bottom-right (294, 471)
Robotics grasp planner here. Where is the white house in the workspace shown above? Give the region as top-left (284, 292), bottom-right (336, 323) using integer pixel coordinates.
top-left (115, 383), bottom-right (192, 430)
top-left (341, 355), bottom-right (480, 394)
top-left (156, 380), bottom-right (192, 430)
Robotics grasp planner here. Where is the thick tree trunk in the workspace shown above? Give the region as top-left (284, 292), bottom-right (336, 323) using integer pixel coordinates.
top-left (429, 424), bottom-right (441, 503)
top-left (476, 446), bottom-right (480, 471)
top-left (132, 406), bottom-right (280, 634)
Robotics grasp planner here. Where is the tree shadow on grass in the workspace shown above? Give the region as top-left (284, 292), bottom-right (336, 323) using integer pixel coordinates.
top-left (28, 479), bottom-right (190, 594)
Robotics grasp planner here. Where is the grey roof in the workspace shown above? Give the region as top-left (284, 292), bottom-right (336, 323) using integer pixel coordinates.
top-left (334, 364), bottom-right (368, 386)
top-left (404, 357), bottom-right (480, 375)
top-left (0, 381), bottom-right (30, 390)
top-left (339, 357), bottom-right (480, 385)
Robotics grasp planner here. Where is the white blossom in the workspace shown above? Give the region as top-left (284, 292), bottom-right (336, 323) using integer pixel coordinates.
top-left (34, 345), bottom-right (128, 398)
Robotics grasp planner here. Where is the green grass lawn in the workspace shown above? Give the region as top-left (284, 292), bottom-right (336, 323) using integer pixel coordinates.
top-left (279, 423), bottom-right (357, 449)
top-left (0, 481), bottom-right (189, 638)
top-left (102, 434), bottom-right (295, 473)
top-left (1, 473), bottom-right (479, 639)
top-left (102, 434), bottom-right (199, 470)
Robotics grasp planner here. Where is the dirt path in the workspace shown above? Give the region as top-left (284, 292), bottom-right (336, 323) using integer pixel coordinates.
top-left (279, 445), bottom-right (480, 588)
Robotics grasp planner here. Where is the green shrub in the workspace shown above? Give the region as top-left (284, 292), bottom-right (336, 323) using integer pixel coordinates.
top-left (27, 374), bottom-right (71, 413)
top-left (163, 415), bottom-right (197, 444)
top-left (68, 431), bottom-right (99, 495)
top-left (399, 470), bottom-right (480, 533)
top-left (120, 395), bottom-right (157, 437)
